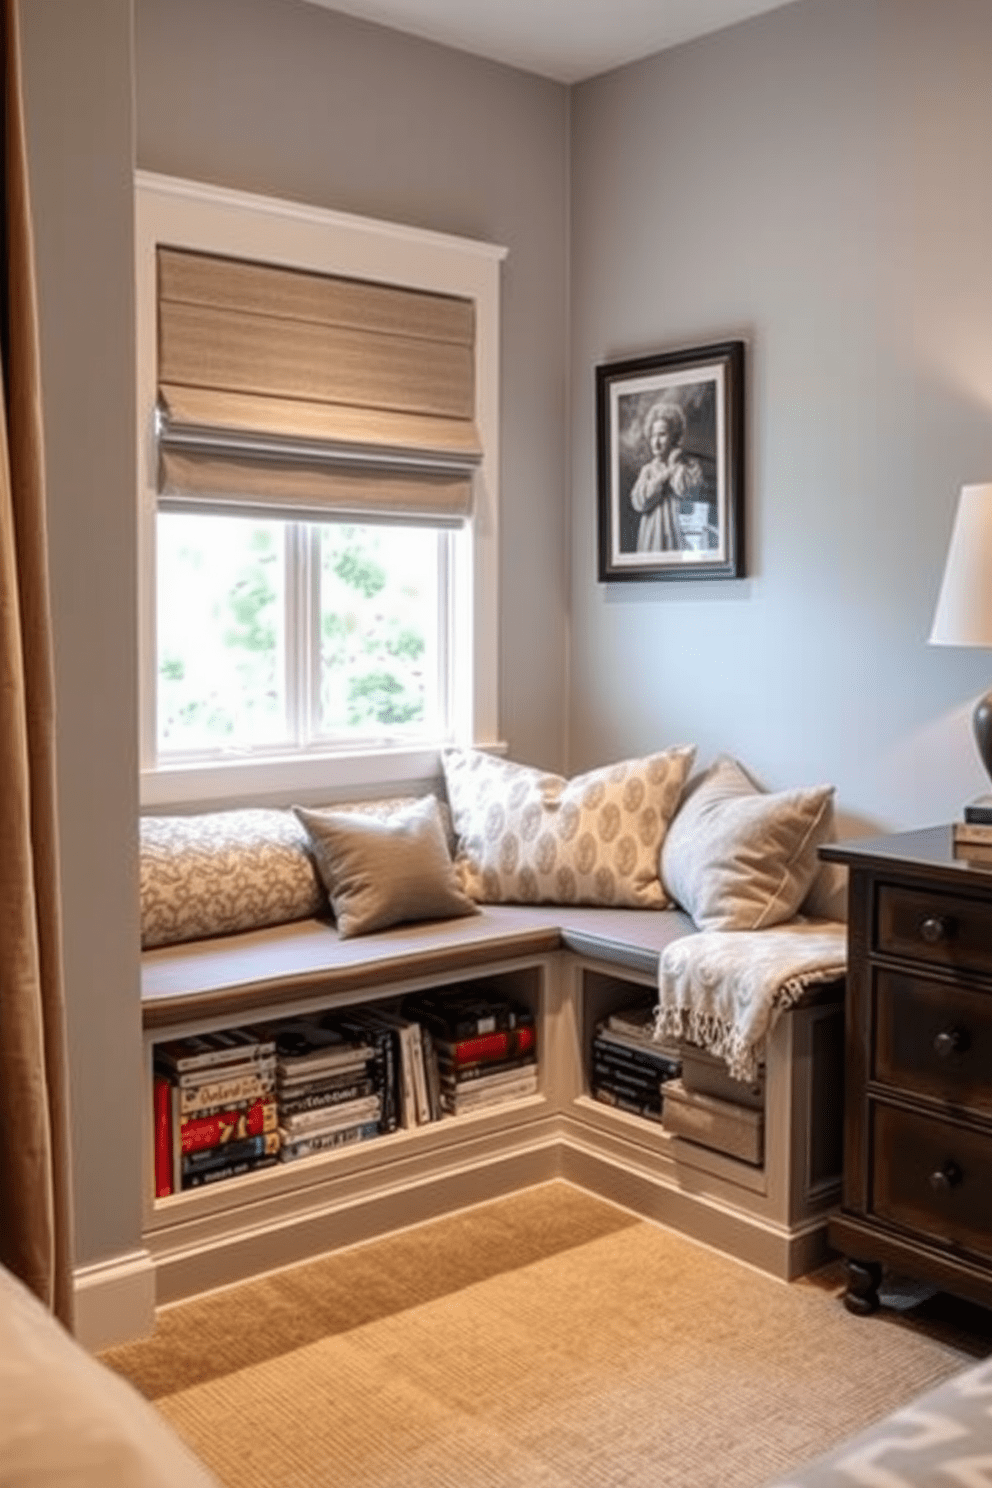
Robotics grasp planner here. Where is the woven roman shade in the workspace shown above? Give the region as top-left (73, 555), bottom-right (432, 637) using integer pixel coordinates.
top-left (156, 247), bottom-right (481, 522)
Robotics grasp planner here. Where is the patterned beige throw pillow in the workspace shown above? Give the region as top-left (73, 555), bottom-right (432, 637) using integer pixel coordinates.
top-left (442, 746), bottom-right (696, 908)
top-left (660, 756), bottom-right (836, 932)
top-left (140, 808), bottom-right (324, 949)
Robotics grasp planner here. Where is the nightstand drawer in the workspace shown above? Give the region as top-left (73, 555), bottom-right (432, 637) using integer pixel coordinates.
top-left (870, 1104), bottom-right (992, 1262)
top-left (873, 970), bottom-right (992, 1113)
top-left (876, 884), bottom-right (992, 978)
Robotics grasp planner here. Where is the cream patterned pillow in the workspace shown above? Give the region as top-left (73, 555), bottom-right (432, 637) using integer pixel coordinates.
top-left (442, 747), bottom-right (695, 908)
top-left (140, 809), bottom-right (323, 949)
top-left (661, 756), bottom-right (835, 931)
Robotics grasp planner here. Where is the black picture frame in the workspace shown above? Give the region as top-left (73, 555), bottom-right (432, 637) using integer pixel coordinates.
top-left (596, 340), bottom-right (745, 582)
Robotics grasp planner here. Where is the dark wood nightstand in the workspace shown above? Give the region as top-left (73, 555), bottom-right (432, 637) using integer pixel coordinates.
top-left (820, 825), bottom-right (992, 1315)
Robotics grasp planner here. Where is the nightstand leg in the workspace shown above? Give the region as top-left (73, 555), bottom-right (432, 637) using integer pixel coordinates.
top-left (843, 1258), bottom-right (883, 1316)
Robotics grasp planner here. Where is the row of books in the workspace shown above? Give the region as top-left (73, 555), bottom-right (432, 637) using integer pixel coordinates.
top-left (590, 998), bottom-right (681, 1123)
top-left (153, 987), bottom-right (538, 1197)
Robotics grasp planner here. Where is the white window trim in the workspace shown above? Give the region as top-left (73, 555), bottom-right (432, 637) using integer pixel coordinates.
top-left (135, 171), bottom-right (506, 809)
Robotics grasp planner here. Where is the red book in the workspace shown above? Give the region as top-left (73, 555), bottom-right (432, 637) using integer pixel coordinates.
top-left (154, 1075), bottom-right (173, 1198)
top-left (445, 1024), bottom-right (536, 1068)
top-left (180, 1098), bottom-right (277, 1154)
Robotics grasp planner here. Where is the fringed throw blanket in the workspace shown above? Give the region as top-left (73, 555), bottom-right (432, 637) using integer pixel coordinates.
top-left (654, 919), bottom-right (848, 1083)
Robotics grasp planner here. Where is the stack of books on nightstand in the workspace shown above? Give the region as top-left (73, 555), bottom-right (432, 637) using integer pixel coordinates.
top-left (590, 998), bottom-right (681, 1122)
top-left (153, 1025), bottom-right (280, 1195)
top-left (953, 807), bottom-right (992, 865)
top-left (404, 988), bottom-right (538, 1117)
top-left (268, 1017), bottom-right (383, 1161)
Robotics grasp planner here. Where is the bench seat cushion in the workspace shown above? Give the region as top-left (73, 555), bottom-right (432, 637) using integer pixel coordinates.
top-left (141, 904), bottom-right (698, 1026)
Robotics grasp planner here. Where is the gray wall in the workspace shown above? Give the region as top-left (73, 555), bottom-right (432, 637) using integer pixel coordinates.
top-left (20, 0), bottom-right (143, 1269)
top-left (136, 0), bottom-right (571, 776)
top-left (570, 0), bottom-right (992, 831)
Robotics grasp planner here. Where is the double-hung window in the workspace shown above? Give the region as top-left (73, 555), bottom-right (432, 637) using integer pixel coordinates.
top-left (136, 176), bottom-right (504, 807)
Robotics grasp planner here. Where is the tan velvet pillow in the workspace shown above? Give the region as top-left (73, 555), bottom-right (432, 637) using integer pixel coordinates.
top-left (660, 756), bottom-right (836, 931)
top-left (294, 796), bottom-right (478, 939)
top-left (442, 746), bottom-right (695, 908)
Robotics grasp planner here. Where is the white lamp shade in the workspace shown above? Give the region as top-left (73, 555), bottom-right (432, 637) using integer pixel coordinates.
top-left (929, 482), bottom-right (992, 647)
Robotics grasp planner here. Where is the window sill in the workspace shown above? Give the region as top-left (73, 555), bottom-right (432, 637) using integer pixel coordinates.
top-left (140, 741), bottom-right (506, 814)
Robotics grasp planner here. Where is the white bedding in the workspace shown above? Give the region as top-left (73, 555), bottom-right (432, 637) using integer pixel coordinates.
top-left (0, 1262), bottom-right (220, 1487)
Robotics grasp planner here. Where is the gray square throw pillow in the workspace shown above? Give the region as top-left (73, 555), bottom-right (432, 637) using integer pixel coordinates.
top-left (294, 796), bottom-right (478, 939)
top-left (661, 756), bottom-right (835, 931)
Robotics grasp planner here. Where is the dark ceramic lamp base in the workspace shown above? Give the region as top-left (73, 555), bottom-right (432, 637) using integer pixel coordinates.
top-left (963, 690), bottom-right (992, 824)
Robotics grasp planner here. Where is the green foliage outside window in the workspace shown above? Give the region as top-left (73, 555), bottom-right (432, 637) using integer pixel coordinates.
top-left (157, 514), bottom-right (437, 754)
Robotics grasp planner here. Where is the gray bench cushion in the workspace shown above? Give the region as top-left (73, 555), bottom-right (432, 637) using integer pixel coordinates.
top-left (141, 904), bottom-right (697, 1027)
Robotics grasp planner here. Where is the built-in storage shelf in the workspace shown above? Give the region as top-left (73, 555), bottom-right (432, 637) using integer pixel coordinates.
top-left (147, 960), bottom-right (547, 1211)
top-left (141, 935), bottom-right (844, 1308)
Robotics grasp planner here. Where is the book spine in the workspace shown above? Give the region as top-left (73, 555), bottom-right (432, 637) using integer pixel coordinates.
top-left (333, 1017), bottom-right (398, 1134)
top-left (592, 1031), bottom-right (680, 1079)
top-left (593, 1044), bottom-right (671, 1084)
top-left (592, 1067), bottom-right (663, 1113)
top-left (153, 1075), bottom-right (173, 1198)
top-left (367, 1031), bottom-right (396, 1134)
top-left (276, 1049), bottom-right (374, 1083)
top-left (280, 1094), bottom-right (381, 1136)
top-left (395, 1024), bottom-right (417, 1129)
top-left (173, 1054), bottom-right (277, 1088)
top-left (405, 1000), bottom-right (521, 1040)
top-left (156, 1029), bottom-right (277, 1074)
top-left (171, 1082), bottom-right (181, 1194)
top-left (953, 820), bottom-right (992, 843)
top-left (435, 1024), bottom-right (536, 1068)
top-left (420, 1027), bottom-right (442, 1121)
top-left (181, 1153), bottom-right (279, 1190)
top-left (179, 1069), bottom-right (277, 1115)
top-left (279, 1077), bottom-right (375, 1117)
top-left (592, 1087), bottom-right (664, 1123)
top-left (275, 1042), bottom-right (375, 1080)
top-left (437, 1052), bottom-right (537, 1085)
top-left (182, 1131), bottom-right (281, 1174)
top-left (408, 1024), bottom-right (432, 1125)
top-left (278, 1119), bottom-right (381, 1162)
top-left (180, 1098), bottom-right (278, 1154)
top-left (441, 1070), bottom-right (539, 1113)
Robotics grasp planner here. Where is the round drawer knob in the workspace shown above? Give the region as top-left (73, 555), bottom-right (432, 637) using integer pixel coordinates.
top-left (919, 915), bottom-right (952, 944)
top-left (928, 1160), bottom-right (962, 1193)
top-left (933, 1028), bottom-right (968, 1058)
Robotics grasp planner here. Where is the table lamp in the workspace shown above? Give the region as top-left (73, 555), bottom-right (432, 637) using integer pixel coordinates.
top-left (929, 482), bottom-right (992, 825)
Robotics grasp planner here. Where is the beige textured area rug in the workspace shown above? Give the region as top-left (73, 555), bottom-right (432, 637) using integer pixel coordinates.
top-left (103, 1183), bottom-right (992, 1488)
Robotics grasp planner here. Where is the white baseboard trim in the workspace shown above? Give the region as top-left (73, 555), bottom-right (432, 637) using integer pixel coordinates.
top-left (149, 1140), bottom-right (560, 1306)
top-left (74, 1248), bottom-right (156, 1352)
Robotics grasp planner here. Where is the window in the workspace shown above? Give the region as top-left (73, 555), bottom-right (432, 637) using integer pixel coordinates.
top-left (156, 513), bottom-right (449, 756)
top-left (136, 174), bottom-right (504, 808)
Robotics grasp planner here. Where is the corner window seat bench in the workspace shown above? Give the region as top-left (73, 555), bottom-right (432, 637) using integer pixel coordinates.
top-left (141, 902), bottom-right (844, 1307)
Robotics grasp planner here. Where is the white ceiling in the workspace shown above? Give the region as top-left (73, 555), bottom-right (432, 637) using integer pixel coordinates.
top-left (302, 0), bottom-right (799, 83)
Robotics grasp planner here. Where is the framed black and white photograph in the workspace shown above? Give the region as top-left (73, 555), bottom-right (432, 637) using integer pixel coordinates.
top-left (596, 340), bottom-right (744, 582)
